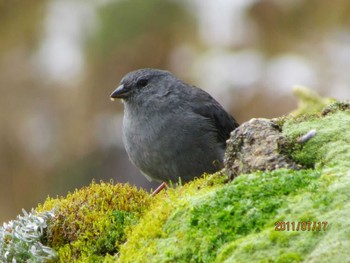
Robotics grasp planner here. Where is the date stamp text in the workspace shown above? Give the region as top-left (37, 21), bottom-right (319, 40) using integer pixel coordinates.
top-left (275, 221), bottom-right (328, 231)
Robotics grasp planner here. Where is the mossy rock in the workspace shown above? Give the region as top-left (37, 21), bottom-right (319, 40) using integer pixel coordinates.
top-left (117, 101), bottom-right (350, 262)
top-left (2, 92), bottom-right (350, 262)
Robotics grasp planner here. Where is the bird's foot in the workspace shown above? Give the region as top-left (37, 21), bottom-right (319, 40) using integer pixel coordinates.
top-left (151, 182), bottom-right (168, 196)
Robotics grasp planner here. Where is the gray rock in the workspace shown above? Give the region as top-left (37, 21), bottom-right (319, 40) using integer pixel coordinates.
top-left (224, 118), bottom-right (300, 179)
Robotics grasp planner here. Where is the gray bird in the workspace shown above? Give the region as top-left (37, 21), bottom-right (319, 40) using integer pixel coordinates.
top-left (111, 68), bottom-right (238, 186)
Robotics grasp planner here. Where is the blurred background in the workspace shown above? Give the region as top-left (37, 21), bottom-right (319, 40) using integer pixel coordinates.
top-left (1, 0), bottom-right (350, 223)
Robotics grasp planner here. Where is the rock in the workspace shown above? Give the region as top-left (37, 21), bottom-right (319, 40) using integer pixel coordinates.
top-left (224, 118), bottom-right (300, 179)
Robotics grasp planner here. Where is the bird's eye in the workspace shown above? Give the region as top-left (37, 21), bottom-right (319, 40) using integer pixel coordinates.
top-left (137, 78), bottom-right (148, 87)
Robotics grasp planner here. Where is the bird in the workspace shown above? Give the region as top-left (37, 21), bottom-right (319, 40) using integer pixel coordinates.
top-left (110, 68), bottom-right (239, 194)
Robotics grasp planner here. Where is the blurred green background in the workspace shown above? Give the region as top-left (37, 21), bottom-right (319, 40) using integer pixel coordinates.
top-left (1, 0), bottom-right (350, 223)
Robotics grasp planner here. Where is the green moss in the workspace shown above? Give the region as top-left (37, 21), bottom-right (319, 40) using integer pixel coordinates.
top-left (321, 100), bottom-right (350, 116)
top-left (24, 99), bottom-right (350, 262)
top-left (36, 181), bottom-right (151, 262)
top-left (283, 111), bottom-right (350, 170)
top-left (216, 172), bottom-right (350, 263)
top-left (118, 169), bottom-right (329, 262)
top-left (116, 173), bottom-right (226, 262)
top-left (117, 104), bottom-right (350, 262)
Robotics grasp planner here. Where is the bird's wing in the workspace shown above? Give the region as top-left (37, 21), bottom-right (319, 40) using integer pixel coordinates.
top-left (188, 86), bottom-right (239, 145)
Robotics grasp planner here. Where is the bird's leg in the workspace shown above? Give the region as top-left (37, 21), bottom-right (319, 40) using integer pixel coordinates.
top-left (151, 182), bottom-right (168, 196)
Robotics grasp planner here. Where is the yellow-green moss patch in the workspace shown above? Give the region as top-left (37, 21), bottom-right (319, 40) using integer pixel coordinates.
top-left (291, 86), bottom-right (335, 117)
top-left (36, 181), bottom-right (152, 262)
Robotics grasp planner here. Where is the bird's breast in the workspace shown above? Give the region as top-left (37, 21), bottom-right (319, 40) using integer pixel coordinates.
top-left (122, 104), bottom-right (226, 182)
top-left (122, 107), bottom-right (173, 166)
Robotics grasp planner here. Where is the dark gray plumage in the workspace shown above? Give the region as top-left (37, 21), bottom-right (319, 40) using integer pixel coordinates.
top-left (111, 68), bottom-right (239, 183)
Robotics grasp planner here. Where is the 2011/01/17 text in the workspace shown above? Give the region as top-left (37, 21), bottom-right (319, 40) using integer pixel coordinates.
top-left (275, 221), bottom-right (328, 231)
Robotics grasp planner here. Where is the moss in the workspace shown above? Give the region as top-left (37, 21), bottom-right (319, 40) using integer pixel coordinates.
top-left (283, 110), bottom-right (350, 170)
top-left (321, 100), bottom-right (350, 116)
top-left (216, 171), bottom-right (350, 263)
top-left (5, 94), bottom-right (349, 262)
top-left (117, 101), bottom-right (350, 262)
top-left (290, 86), bottom-right (336, 117)
top-left (36, 181), bottom-right (151, 262)
top-left (118, 169), bottom-right (328, 262)
top-left (117, 173), bottom-right (226, 263)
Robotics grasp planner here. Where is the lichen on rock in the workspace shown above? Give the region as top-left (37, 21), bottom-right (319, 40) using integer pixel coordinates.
top-left (224, 118), bottom-right (300, 179)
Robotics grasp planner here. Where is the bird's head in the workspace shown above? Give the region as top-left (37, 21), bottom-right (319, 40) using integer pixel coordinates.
top-left (110, 68), bottom-right (173, 102)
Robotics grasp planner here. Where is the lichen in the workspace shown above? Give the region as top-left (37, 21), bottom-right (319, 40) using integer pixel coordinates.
top-left (224, 118), bottom-right (299, 179)
top-left (0, 209), bottom-right (56, 262)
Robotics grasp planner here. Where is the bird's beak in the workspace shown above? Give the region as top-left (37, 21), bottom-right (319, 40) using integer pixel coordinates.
top-left (110, 84), bottom-right (128, 101)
